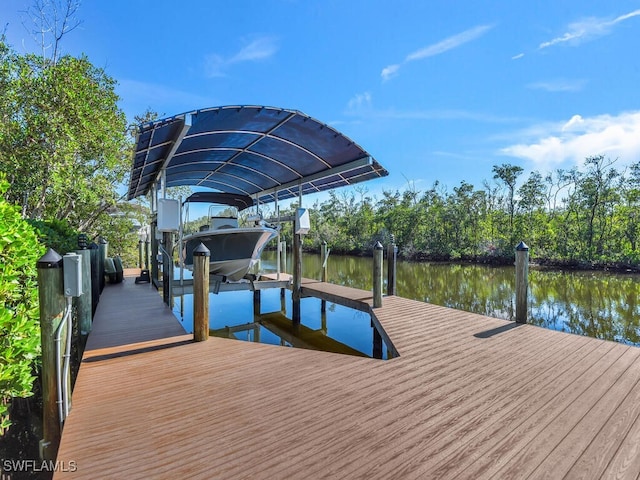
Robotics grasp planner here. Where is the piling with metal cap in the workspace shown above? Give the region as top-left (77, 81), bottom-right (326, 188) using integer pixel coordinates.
top-left (373, 241), bottom-right (384, 308)
top-left (193, 243), bottom-right (210, 341)
top-left (37, 248), bottom-right (64, 460)
top-left (75, 235), bottom-right (92, 354)
top-left (515, 241), bottom-right (529, 323)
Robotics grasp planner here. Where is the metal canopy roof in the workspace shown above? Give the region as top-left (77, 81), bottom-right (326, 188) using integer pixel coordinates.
top-left (127, 105), bottom-right (388, 203)
top-left (182, 192), bottom-right (254, 210)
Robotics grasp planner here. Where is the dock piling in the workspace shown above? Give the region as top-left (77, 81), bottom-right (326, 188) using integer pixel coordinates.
top-left (387, 236), bottom-right (397, 296)
top-left (515, 241), bottom-right (529, 323)
top-left (193, 243), bottom-right (210, 341)
top-left (373, 241), bottom-right (383, 308)
top-left (37, 249), bottom-right (65, 460)
top-left (292, 233), bottom-right (302, 324)
top-left (279, 240), bottom-right (287, 273)
top-left (321, 241), bottom-right (329, 313)
top-left (74, 247), bottom-right (92, 355)
top-left (162, 232), bottom-right (173, 306)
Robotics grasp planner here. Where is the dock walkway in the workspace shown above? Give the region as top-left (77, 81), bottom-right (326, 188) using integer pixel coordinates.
top-left (55, 273), bottom-right (640, 479)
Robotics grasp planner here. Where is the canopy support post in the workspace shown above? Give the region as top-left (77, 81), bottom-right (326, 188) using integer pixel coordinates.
top-left (292, 182), bottom-right (303, 325)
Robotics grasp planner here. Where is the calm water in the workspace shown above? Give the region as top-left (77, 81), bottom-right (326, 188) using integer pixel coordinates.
top-left (171, 251), bottom-right (640, 354)
top-left (172, 272), bottom-right (393, 359)
top-left (259, 250), bottom-right (640, 346)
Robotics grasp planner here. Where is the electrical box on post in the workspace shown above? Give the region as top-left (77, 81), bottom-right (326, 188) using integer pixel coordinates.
top-left (158, 199), bottom-right (180, 232)
top-left (295, 208), bottom-right (310, 235)
top-left (63, 253), bottom-right (83, 297)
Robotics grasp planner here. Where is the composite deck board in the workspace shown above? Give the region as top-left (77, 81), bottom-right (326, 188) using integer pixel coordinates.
top-left (54, 274), bottom-right (640, 479)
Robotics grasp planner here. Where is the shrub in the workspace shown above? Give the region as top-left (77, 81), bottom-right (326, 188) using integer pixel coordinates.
top-left (28, 218), bottom-right (79, 254)
top-left (0, 174), bottom-right (45, 434)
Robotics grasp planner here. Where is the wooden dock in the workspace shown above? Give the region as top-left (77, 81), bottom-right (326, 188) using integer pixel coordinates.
top-left (54, 272), bottom-right (640, 479)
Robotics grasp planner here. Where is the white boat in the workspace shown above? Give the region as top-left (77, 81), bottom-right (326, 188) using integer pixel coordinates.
top-left (180, 193), bottom-right (278, 281)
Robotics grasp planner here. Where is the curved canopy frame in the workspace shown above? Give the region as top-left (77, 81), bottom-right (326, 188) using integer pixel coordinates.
top-left (127, 105), bottom-right (388, 203)
top-left (182, 192), bottom-right (254, 210)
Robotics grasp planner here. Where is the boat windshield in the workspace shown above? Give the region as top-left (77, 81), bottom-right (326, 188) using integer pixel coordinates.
top-left (208, 204), bottom-right (238, 218)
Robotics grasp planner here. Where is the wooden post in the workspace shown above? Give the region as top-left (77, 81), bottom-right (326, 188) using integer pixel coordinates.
top-left (151, 219), bottom-right (159, 286)
top-left (321, 241), bottom-right (328, 282)
top-left (89, 243), bottom-right (99, 315)
top-left (144, 239), bottom-right (150, 270)
top-left (193, 243), bottom-right (210, 341)
top-left (37, 249), bottom-right (65, 460)
top-left (373, 241), bottom-right (383, 308)
top-left (320, 241), bottom-right (328, 313)
top-left (98, 238), bottom-right (107, 293)
top-left (278, 240), bottom-right (287, 297)
top-left (292, 233), bottom-right (302, 325)
top-left (162, 231), bottom-right (173, 306)
top-left (138, 240), bottom-right (143, 268)
top-left (74, 248), bottom-right (92, 356)
top-left (515, 241), bottom-right (529, 324)
top-left (387, 236), bottom-right (397, 296)
top-left (279, 240), bottom-right (287, 274)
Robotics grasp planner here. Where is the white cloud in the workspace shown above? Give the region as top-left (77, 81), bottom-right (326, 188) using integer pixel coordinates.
top-left (380, 24), bottom-right (493, 81)
top-left (500, 111), bottom-right (640, 170)
top-left (539, 9), bottom-right (640, 49)
top-left (381, 64), bottom-right (400, 82)
top-left (346, 92), bottom-right (373, 114)
top-left (527, 78), bottom-right (587, 92)
top-left (205, 36), bottom-right (278, 77)
top-left (405, 25), bottom-right (493, 61)
top-left (511, 53), bottom-right (525, 60)
top-left (230, 37), bottom-right (278, 63)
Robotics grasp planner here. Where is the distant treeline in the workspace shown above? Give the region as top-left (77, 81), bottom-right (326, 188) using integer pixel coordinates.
top-left (270, 155), bottom-right (640, 269)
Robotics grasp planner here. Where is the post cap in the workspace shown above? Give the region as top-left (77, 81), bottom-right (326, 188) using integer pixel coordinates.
top-left (374, 241), bottom-right (383, 250)
top-left (37, 248), bottom-right (63, 268)
top-left (515, 241), bottom-right (529, 251)
top-left (193, 242), bottom-right (211, 257)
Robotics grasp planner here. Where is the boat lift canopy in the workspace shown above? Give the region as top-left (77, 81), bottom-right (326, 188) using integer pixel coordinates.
top-left (182, 192), bottom-right (254, 210)
top-left (127, 105), bottom-right (388, 203)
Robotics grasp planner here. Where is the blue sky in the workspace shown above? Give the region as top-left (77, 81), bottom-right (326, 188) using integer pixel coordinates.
top-left (3, 0), bottom-right (640, 202)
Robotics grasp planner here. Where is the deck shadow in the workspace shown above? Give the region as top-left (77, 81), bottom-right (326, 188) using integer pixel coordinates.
top-left (474, 321), bottom-right (522, 338)
top-left (83, 338), bottom-right (194, 363)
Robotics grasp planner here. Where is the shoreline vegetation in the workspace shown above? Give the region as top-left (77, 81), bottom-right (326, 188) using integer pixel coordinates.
top-left (250, 156), bottom-right (640, 275)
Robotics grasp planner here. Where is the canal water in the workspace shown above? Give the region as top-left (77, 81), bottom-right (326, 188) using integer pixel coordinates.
top-left (172, 267), bottom-right (394, 359)
top-left (172, 250), bottom-right (640, 354)
top-left (260, 250), bottom-right (640, 346)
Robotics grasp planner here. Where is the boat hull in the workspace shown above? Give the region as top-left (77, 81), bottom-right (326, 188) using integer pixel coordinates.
top-left (182, 227), bottom-right (277, 281)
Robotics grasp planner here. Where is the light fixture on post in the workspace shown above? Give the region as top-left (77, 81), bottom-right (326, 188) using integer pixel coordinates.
top-left (135, 226), bottom-right (151, 284)
top-left (137, 227), bottom-right (147, 269)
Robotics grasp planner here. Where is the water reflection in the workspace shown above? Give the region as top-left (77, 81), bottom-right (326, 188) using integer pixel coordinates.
top-left (261, 251), bottom-right (640, 346)
top-left (172, 286), bottom-right (394, 359)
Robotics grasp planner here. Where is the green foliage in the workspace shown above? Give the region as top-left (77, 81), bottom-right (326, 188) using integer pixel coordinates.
top-left (0, 38), bottom-right (129, 240)
top-left (304, 157), bottom-right (640, 267)
top-left (0, 174), bottom-right (45, 434)
top-left (28, 218), bottom-right (78, 253)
